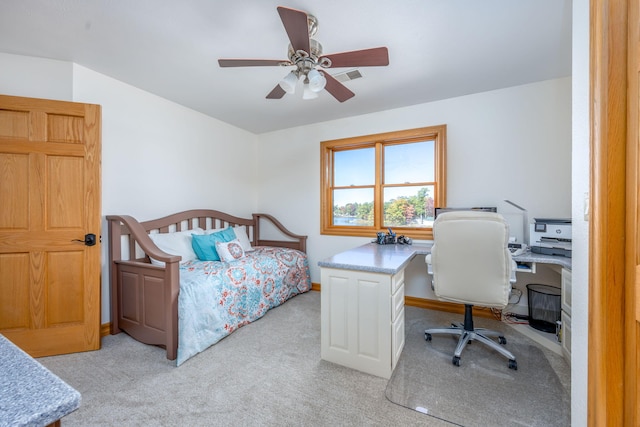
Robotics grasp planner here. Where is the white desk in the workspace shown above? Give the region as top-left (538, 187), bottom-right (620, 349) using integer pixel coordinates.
top-left (318, 243), bottom-right (572, 378)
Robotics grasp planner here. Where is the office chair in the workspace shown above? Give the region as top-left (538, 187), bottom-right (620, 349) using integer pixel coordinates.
top-left (424, 211), bottom-right (518, 370)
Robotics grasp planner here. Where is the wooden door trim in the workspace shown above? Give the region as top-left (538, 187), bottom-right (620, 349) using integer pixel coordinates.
top-left (626, 0), bottom-right (639, 424)
top-left (589, 0), bottom-right (629, 425)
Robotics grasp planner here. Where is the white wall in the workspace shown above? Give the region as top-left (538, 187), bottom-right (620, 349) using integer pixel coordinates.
top-left (256, 77), bottom-right (572, 292)
top-left (571, 0), bottom-right (589, 424)
top-left (0, 52), bottom-right (73, 100)
top-left (71, 65), bottom-right (259, 220)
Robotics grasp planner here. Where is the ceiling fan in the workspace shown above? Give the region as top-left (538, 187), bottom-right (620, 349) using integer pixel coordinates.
top-left (218, 6), bottom-right (389, 102)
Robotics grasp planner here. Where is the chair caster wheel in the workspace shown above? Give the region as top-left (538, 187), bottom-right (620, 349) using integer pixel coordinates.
top-left (498, 336), bottom-right (507, 345)
top-left (425, 332), bottom-right (432, 341)
top-left (508, 359), bottom-right (518, 370)
top-left (452, 356), bottom-right (461, 366)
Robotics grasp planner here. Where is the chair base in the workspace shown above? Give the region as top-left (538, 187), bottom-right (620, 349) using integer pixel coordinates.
top-left (425, 305), bottom-right (517, 370)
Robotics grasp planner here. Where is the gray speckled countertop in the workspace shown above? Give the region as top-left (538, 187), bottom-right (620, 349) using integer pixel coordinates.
top-left (0, 334), bottom-right (80, 427)
top-left (318, 242), bottom-right (571, 274)
top-left (318, 242), bottom-right (433, 274)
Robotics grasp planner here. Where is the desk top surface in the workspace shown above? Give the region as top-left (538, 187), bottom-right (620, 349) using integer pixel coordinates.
top-left (318, 242), bottom-right (432, 274)
top-left (0, 334), bottom-right (81, 426)
top-left (318, 242), bottom-right (571, 274)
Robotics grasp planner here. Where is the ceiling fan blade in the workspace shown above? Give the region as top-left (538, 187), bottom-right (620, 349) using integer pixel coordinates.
top-left (277, 6), bottom-right (310, 54)
top-left (320, 47), bottom-right (389, 68)
top-left (266, 84), bottom-right (286, 99)
top-left (218, 59), bottom-right (290, 67)
top-left (322, 72), bottom-right (355, 103)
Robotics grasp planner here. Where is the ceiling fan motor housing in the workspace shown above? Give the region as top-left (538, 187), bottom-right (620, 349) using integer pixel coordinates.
top-left (288, 39), bottom-right (329, 74)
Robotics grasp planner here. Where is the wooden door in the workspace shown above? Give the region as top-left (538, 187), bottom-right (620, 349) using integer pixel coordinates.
top-left (0, 94), bottom-right (101, 357)
top-left (628, 0), bottom-right (640, 423)
top-left (590, 0), bottom-right (640, 424)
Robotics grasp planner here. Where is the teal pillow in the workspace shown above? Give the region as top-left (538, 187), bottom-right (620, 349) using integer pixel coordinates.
top-left (191, 227), bottom-right (237, 261)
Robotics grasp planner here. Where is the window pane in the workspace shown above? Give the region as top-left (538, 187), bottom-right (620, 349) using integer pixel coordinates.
top-left (384, 141), bottom-right (434, 184)
top-left (333, 188), bottom-right (374, 226)
top-left (334, 148), bottom-right (375, 186)
top-left (383, 185), bottom-right (435, 228)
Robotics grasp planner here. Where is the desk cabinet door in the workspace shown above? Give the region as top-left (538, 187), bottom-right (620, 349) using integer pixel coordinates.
top-left (320, 268), bottom-right (395, 379)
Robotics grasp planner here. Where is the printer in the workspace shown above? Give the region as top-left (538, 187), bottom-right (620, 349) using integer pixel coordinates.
top-left (530, 218), bottom-right (572, 258)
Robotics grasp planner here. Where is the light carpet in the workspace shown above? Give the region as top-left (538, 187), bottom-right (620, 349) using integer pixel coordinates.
top-left (38, 291), bottom-right (569, 426)
top-left (385, 307), bottom-right (571, 426)
top-left (38, 291), bottom-right (447, 426)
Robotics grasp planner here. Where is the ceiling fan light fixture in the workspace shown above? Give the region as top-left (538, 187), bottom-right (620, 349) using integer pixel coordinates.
top-left (279, 71), bottom-right (298, 94)
top-left (302, 83), bottom-right (319, 100)
top-left (307, 69), bottom-right (326, 93)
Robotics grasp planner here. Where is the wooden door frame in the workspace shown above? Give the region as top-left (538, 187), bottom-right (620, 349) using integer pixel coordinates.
top-left (589, 0), bottom-right (636, 425)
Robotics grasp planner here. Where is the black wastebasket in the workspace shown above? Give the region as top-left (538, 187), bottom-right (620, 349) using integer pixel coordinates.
top-left (526, 284), bottom-right (561, 333)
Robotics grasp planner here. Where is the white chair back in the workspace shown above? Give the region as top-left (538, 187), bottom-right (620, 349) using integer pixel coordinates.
top-left (430, 211), bottom-right (512, 308)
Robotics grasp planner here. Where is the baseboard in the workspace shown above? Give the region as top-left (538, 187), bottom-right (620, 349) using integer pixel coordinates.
top-left (311, 284), bottom-right (495, 319)
top-left (404, 296), bottom-right (496, 319)
top-left (100, 323), bottom-right (111, 337)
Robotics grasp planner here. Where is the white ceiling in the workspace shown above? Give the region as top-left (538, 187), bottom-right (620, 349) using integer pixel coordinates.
top-left (0, 0), bottom-right (572, 134)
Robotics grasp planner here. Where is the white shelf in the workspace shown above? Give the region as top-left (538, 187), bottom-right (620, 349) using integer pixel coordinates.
top-left (506, 323), bottom-right (562, 356)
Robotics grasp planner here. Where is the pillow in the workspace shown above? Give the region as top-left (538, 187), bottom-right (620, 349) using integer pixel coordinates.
top-left (233, 225), bottom-right (254, 252)
top-left (215, 239), bottom-right (245, 262)
top-left (148, 228), bottom-right (204, 266)
top-left (204, 227), bottom-right (226, 235)
top-left (191, 227), bottom-right (237, 261)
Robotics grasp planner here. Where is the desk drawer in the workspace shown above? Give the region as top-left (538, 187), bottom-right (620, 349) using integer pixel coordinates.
top-left (392, 269), bottom-right (404, 294)
top-left (392, 283), bottom-right (404, 322)
top-left (561, 268), bottom-right (572, 315)
top-left (392, 307), bottom-right (405, 369)
top-left (561, 310), bottom-right (571, 364)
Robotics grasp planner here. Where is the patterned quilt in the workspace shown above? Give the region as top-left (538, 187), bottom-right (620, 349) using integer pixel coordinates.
top-left (176, 246), bottom-right (311, 365)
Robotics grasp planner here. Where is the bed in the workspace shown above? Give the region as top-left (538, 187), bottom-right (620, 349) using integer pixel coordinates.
top-left (107, 209), bottom-right (311, 365)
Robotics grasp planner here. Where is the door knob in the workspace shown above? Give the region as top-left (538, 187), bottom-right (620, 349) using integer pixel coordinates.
top-left (73, 233), bottom-right (97, 246)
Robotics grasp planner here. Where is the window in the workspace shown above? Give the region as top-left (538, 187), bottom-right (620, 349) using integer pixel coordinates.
top-left (321, 125), bottom-right (446, 240)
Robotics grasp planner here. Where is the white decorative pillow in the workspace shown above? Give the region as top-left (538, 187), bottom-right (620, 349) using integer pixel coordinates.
top-left (148, 228), bottom-right (204, 266)
top-left (233, 225), bottom-right (254, 252)
top-left (215, 239), bottom-right (245, 262)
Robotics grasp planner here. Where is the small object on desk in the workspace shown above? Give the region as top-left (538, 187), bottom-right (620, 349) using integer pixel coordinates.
top-left (508, 242), bottom-right (527, 256)
top-left (397, 235), bottom-right (412, 245)
top-left (375, 230), bottom-right (397, 244)
top-left (0, 334), bottom-right (81, 426)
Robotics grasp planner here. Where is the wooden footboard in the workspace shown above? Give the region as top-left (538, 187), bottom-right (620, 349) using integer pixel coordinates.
top-left (107, 209), bottom-right (307, 361)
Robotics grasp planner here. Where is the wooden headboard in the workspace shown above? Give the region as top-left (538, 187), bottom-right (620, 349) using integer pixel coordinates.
top-left (107, 209), bottom-right (307, 264)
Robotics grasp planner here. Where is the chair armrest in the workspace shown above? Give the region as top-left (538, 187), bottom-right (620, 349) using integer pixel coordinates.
top-left (425, 254), bottom-right (433, 275)
top-left (510, 259), bottom-right (517, 284)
